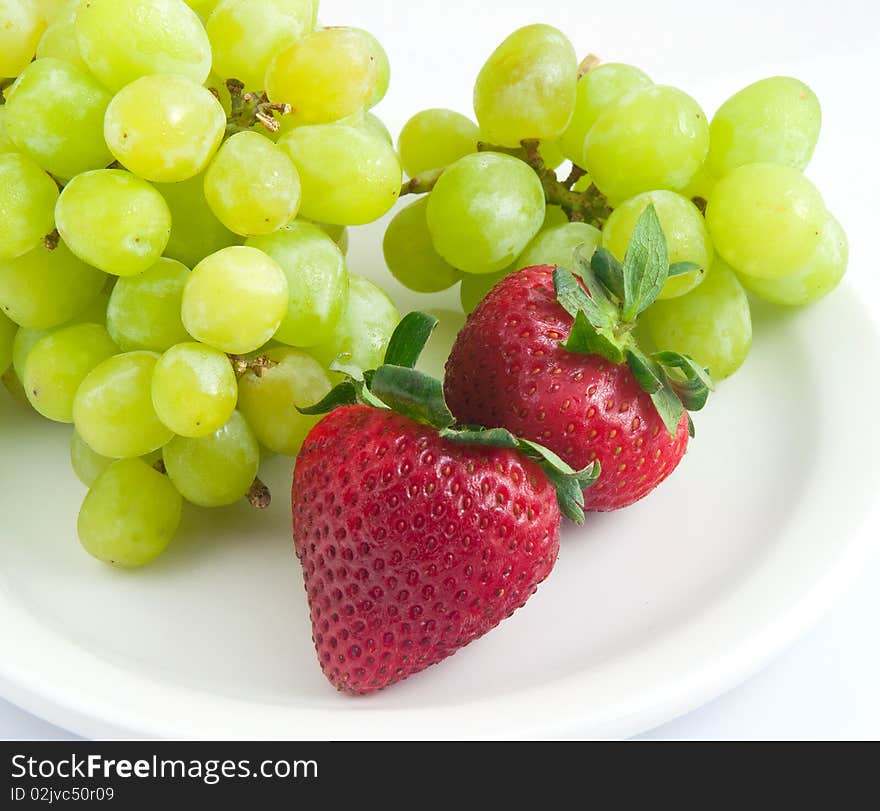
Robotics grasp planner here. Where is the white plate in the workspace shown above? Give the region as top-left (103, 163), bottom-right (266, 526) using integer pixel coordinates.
top-left (2, 0), bottom-right (879, 740)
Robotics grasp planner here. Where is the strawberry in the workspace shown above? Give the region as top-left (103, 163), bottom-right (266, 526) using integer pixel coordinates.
top-left (445, 205), bottom-right (712, 512)
top-left (292, 312), bottom-right (598, 693)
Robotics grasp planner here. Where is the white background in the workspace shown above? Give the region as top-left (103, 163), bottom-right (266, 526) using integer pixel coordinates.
top-left (2, 0), bottom-right (879, 739)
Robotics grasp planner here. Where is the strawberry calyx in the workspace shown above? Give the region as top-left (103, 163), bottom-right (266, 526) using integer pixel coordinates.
top-left (300, 311), bottom-right (600, 524)
top-left (553, 204), bottom-right (713, 438)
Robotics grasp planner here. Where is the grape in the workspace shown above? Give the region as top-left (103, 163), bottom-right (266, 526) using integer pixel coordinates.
top-left (246, 221), bottom-right (347, 347)
top-left (309, 275), bottom-right (399, 373)
top-left (397, 109), bottom-right (479, 177)
top-left (383, 198), bottom-right (462, 293)
top-left (460, 269), bottom-right (508, 314)
top-left (0, 0), bottom-right (46, 77)
top-left (12, 328), bottom-right (50, 381)
top-left (106, 258), bottom-right (191, 352)
top-left (426, 152), bottom-right (544, 274)
top-left (2, 366), bottom-right (29, 405)
top-left (517, 221), bottom-right (601, 272)
top-left (35, 0), bottom-right (67, 21)
top-left (0, 154), bottom-right (59, 261)
top-left (266, 26), bottom-right (387, 124)
top-left (73, 351), bottom-right (174, 458)
top-left (184, 0), bottom-right (220, 16)
top-left (206, 0), bottom-right (313, 92)
top-left (237, 346), bottom-right (330, 455)
top-left (537, 140), bottom-right (565, 170)
top-left (77, 458), bottom-right (182, 567)
top-left (22, 323), bottom-right (118, 422)
top-left (641, 258), bottom-right (751, 381)
top-left (36, 0), bottom-right (88, 71)
top-left (152, 342), bottom-right (237, 437)
top-left (0, 242), bottom-right (105, 329)
top-left (708, 77), bottom-right (821, 177)
top-left (0, 109), bottom-right (16, 155)
top-left (585, 86), bottom-right (709, 202)
top-left (4, 58), bottom-right (113, 180)
top-left (75, 0), bottom-right (211, 92)
top-left (0, 312), bottom-right (15, 375)
top-left (558, 63), bottom-right (652, 165)
top-left (542, 204), bottom-right (568, 229)
top-left (70, 430), bottom-right (113, 486)
top-left (706, 163), bottom-right (826, 280)
top-left (163, 410), bottom-right (259, 506)
top-left (55, 169), bottom-right (172, 276)
top-left (181, 245), bottom-right (288, 354)
top-left (415, 308), bottom-right (466, 378)
top-left (105, 74), bottom-right (226, 183)
top-left (680, 163), bottom-right (716, 203)
top-left (278, 124), bottom-right (401, 225)
top-left (602, 191), bottom-right (713, 299)
top-left (738, 212), bottom-right (847, 306)
top-left (363, 112), bottom-right (392, 145)
top-left (155, 174), bottom-right (241, 267)
top-left (204, 131), bottom-right (301, 236)
top-left (473, 24), bottom-right (577, 147)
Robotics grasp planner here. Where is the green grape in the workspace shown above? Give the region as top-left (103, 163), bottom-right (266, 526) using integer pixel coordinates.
top-left (12, 327), bottom-right (50, 381)
top-left (237, 347), bottom-right (330, 455)
top-left (602, 191), bottom-right (713, 299)
top-left (0, 109), bottom-right (16, 155)
top-left (383, 198), bottom-right (462, 293)
top-left (309, 275), bottom-right (399, 372)
top-left (0, 312), bottom-right (15, 375)
top-left (204, 131), bottom-right (301, 236)
top-left (680, 163), bottom-right (716, 203)
top-left (460, 269), bottom-right (508, 314)
top-left (70, 429), bottom-right (113, 486)
top-left (181, 245), bottom-right (288, 354)
top-left (4, 58), bottom-right (113, 180)
top-left (363, 112), bottom-right (392, 144)
top-left (426, 152), bottom-right (544, 274)
top-left (2, 367), bottom-right (29, 406)
top-left (708, 77), bottom-right (821, 177)
top-left (206, 0), bottom-right (313, 91)
top-left (0, 242), bottom-right (105, 329)
top-left (309, 220), bottom-right (349, 255)
top-left (55, 169), bottom-right (172, 276)
top-left (35, 0), bottom-right (67, 21)
top-left (585, 86), bottom-right (709, 202)
top-left (105, 74), bottom-right (226, 183)
top-left (106, 258), bottom-right (191, 352)
top-left (267, 27), bottom-right (389, 124)
top-left (163, 410), bottom-right (259, 506)
top-left (278, 123), bottom-right (401, 225)
top-left (155, 174), bottom-right (241, 267)
top-left (36, 0), bottom-right (87, 71)
top-left (22, 323), bottom-right (118, 422)
top-left (0, 154), bottom-right (59, 261)
top-left (738, 212), bottom-right (847, 306)
top-left (151, 342), bottom-right (237, 437)
top-left (542, 204), bottom-right (568, 229)
top-left (246, 221), bottom-right (347, 347)
top-left (397, 108), bottom-right (479, 177)
top-left (73, 351), bottom-right (174, 458)
top-left (0, 0), bottom-right (46, 77)
top-left (75, 0), bottom-right (211, 92)
top-left (77, 458), bottom-right (182, 567)
top-left (415, 308), bottom-right (466, 379)
top-left (474, 24), bottom-right (577, 147)
top-left (205, 72), bottom-right (232, 115)
top-left (641, 259), bottom-right (751, 381)
top-left (558, 63), bottom-right (652, 165)
top-left (537, 140), bottom-right (565, 170)
top-left (571, 172), bottom-right (592, 193)
top-left (706, 163), bottom-right (825, 280)
top-left (184, 0), bottom-right (220, 16)
top-left (517, 221), bottom-right (601, 272)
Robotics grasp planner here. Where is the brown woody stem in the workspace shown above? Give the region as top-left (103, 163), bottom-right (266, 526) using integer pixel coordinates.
top-left (229, 354), bottom-right (277, 378)
top-left (223, 79), bottom-right (291, 136)
top-left (399, 167), bottom-right (445, 197)
top-left (246, 478), bottom-right (272, 509)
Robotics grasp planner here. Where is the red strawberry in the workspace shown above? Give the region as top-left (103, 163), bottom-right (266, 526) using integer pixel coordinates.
top-left (445, 207), bottom-right (712, 512)
top-left (293, 405), bottom-right (562, 693)
top-left (291, 312), bottom-right (598, 693)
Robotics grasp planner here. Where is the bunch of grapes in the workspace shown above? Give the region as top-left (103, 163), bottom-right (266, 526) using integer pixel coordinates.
top-left (385, 24), bottom-right (847, 383)
top-left (0, 0), bottom-right (403, 566)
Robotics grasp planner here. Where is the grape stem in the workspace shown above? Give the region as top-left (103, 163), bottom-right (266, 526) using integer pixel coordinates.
top-left (153, 458), bottom-right (167, 474)
top-left (229, 354), bottom-right (277, 378)
top-left (398, 142), bottom-right (612, 228)
top-left (246, 477), bottom-right (272, 509)
top-left (222, 79), bottom-right (292, 136)
top-left (44, 229), bottom-right (60, 251)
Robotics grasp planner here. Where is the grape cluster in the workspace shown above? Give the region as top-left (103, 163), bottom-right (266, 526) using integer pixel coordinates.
top-left (386, 24), bottom-right (847, 383)
top-left (1, 0), bottom-right (402, 567)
